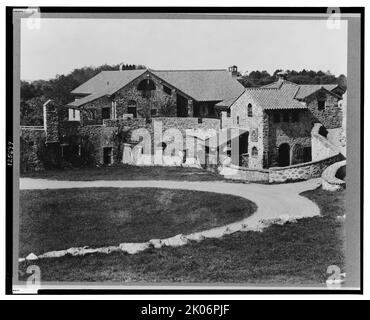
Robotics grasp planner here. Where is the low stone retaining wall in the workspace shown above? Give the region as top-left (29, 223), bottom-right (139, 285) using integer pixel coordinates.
top-left (220, 164), bottom-right (270, 182)
top-left (221, 154), bottom-right (344, 183)
top-left (321, 160), bottom-right (346, 191)
top-left (269, 154), bottom-right (344, 183)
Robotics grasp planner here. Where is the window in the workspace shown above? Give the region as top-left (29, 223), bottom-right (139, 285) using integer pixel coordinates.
top-left (236, 116), bottom-right (240, 125)
top-left (273, 112), bottom-right (280, 123)
top-left (102, 107), bottom-right (111, 120)
top-left (318, 100), bottom-right (325, 110)
top-left (138, 79), bottom-right (156, 98)
top-left (151, 109), bottom-right (157, 116)
top-left (127, 100), bottom-right (137, 118)
top-left (68, 108), bottom-right (80, 121)
top-left (163, 85), bottom-right (172, 95)
top-left (251, 146), bottom-right (258, 157)
top-left (198, 118), bottom-right (203, 124)
top-left (283, 112), bottom-right (290, 122)
top-left (291, 111), bottom-right (299, 122)
top-left (227, 109), bottom-right (231, 117)
top-left (247, 103), bottom-right (253, 117)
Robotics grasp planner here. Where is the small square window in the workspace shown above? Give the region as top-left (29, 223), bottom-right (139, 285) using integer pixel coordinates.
top-left (198, 118), bottom-right (203, 124)
top-left (151, 109), bottom-right (157, 116)
top-left (318, 100), bottom-right (325, 110)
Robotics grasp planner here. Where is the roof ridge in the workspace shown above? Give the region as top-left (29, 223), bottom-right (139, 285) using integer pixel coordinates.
top-left (245, 87), bottom-right (279, 90)
top-left (153, 69), bottom-right (227, 72)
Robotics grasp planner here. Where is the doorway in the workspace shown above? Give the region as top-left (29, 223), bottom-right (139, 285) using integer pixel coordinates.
top-left (103, 147), bottom-right (113, 165)
top-left (278, 143), bottom-right (290, 167)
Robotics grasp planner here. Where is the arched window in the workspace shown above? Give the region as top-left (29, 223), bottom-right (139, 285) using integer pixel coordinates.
top-left (248, 103), bottom-right (253, 117)
top-left (137, 79), bottom-right (156, 98)
top-left (251, 146), bottom-right (258, 157)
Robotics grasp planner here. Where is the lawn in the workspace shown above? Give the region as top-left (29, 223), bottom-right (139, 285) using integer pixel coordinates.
top-left (18, 187), bottom-right (345, 285)
top-left (19, 187), bottom-right (257, 257)
top-left (21, 165), bottom-right (224, 181)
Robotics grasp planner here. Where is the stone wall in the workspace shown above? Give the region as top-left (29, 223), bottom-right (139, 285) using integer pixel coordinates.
top-left (321, 160), bottom-right (346, 191)
top-left (20, 128), bottom-right (46, 172)
top-left (220, 153), bottom-right (344, 183)
top-left (44, 100), bottom-right (60, 143)
top-left (222, 91), bottom-right (265, 169)
top-left (268, 154), bottom-right (344, 183)
top-left (266, 109), bottom-right (313, 167)
top-left (77, 71), bottom-right (196, 126)
top-left (220, 164), bottom-right (270, 182)
top-left (311, 123), bottom-right (341, 161)
top-left (305, 89), bottom-right (343, 129)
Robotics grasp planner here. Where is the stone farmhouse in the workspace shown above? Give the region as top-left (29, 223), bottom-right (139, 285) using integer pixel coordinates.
top-left (20, 66), bottom-right (346, 181)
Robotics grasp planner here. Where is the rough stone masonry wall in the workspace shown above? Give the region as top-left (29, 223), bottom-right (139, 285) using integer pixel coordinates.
top-left (113, 73), bottom-right (179, 118)
top-left (20, 128), bottom-right (46, 172)
top-left (223, 92), bottom-right (265, 169)
top-left (266, 109), bottom-right (314, 167)
top-left (79, 125), bottom-right (117, 164)
top-left (103, 117), bottom-right (220, 161)
top-left (306, 90), bottom-right (343, 129)
top-left (268, 153), bottom-right (344, 183)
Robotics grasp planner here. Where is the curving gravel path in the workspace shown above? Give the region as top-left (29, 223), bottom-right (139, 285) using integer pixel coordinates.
top-left (19, 178), bottom-right (322, 260)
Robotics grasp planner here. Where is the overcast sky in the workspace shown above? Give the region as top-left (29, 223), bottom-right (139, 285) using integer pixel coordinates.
top-left (20, 18), bottom-right (347, 80)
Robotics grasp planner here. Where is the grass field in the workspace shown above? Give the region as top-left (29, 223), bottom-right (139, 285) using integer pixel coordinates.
top-left (21, 165), bottom-right (224, 181)
top-left (18, 187), bottom-right (345, 284)
top-left (19, 187), bottom-right (256, 257)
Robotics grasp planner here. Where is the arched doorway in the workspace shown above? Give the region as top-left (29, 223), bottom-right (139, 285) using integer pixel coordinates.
top-left (278, 143), bottom-right (290, 167)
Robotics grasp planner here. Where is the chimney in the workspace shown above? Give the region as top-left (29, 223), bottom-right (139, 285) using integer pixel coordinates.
top-left (228, 65), bottom-right (238, 77)
top-left (276, 71), bottom-right (287, 81)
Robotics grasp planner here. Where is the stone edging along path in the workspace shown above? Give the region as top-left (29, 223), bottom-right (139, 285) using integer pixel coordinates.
top-left (19, 178), bottom-right (322, 262)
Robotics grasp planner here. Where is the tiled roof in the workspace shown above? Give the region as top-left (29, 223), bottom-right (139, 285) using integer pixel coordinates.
top-left (224, 80), bottom-right (341, 111)
top-left (294, 84), bottom-right (339, 100)
top-left (71, 69), bottom-right (147, 95)
top-left (68, 69), bottom-right (244, 107)
top-left (152, 70), bottom-right (245, 102)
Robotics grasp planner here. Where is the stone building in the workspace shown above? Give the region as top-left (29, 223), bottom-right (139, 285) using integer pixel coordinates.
top-left (20, 67), bottom-right (244, 168)
top-left (20, 67), bottom-right (346, 172)
top-left (216, 78), bottom-right (345, 169)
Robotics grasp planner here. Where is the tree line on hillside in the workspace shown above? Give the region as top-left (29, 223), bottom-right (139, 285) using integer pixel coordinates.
top-left (237, 69), bottom-right (347, 88)
top-left (20, 65), bottom-right (347, 126)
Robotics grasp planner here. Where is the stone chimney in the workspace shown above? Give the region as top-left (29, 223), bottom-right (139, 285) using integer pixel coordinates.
top-left (43, 99), bottom-right (60, 143)
top-left (276, 71), bottom-right (287, 81)
top-left (228, 65), bottom-right (239, 77)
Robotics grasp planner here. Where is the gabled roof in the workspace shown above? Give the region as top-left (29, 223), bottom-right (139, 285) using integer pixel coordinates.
top-left (151, 70), bottom-right (244, 102)
top-left (293, 84), bottom-right (339, 100)
top-left (68, 68), bottom-right (245, 107)
top-left (220, 80), bottom-right (343, 111)
top-left (71, 69), bottom-right (147, 95)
